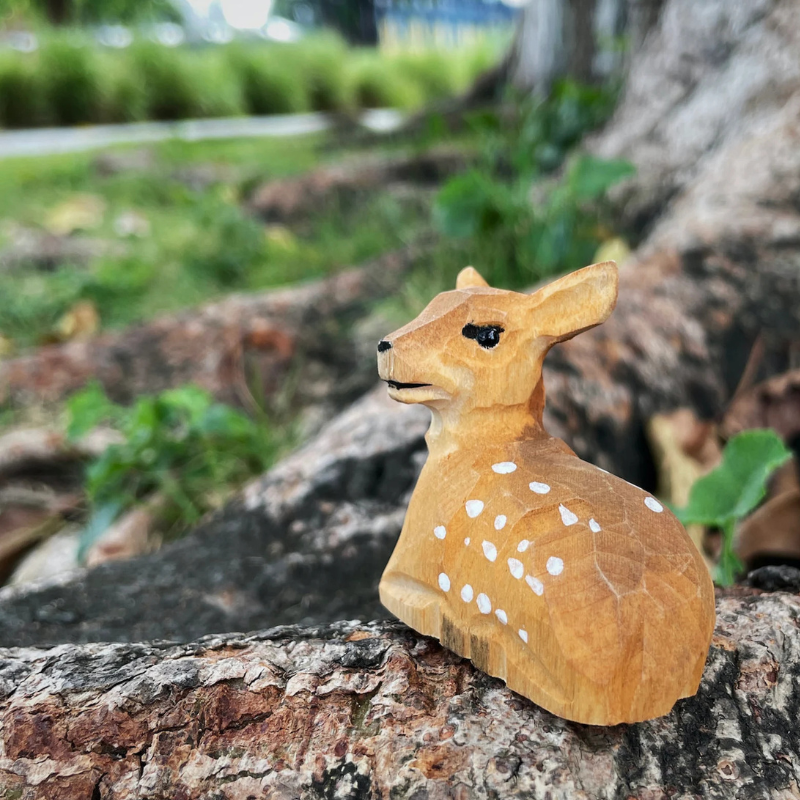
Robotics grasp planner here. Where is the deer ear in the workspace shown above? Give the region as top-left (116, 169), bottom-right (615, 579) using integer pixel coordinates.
top-left (528, 261), bottom-right (618, 342)
top-left (456, 266), bottom-right (490, 290)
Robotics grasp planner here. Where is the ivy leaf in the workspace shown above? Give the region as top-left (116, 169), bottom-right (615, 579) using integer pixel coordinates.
top-left (676, 429), bottom-right (791, 528)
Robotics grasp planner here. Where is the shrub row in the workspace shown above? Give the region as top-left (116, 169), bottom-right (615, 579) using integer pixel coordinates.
top-left (0, 34), bottom-right (495, 128)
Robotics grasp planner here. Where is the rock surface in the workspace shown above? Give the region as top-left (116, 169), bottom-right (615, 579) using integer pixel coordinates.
top-left (0, 592), bottom-right (798, 799)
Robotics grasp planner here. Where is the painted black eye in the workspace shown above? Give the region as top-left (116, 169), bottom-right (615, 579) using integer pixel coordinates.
top-left (462, 323), bottom-right (504, 349)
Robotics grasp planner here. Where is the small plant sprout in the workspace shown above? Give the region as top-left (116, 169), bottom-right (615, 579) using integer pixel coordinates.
top-left (66, 382), bottom-right (279, 560)
top-left (676, 429), bottom-right (792, 587)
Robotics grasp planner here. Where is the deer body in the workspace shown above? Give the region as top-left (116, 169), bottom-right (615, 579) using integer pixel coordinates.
top-left (377, 263), bottom-right (715, 725)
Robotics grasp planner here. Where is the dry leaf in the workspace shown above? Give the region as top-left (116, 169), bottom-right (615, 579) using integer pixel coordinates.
top-left (85, 493), bottom-right (165, 567)
top-left (647, 409), bottom-right (722, 565)
top-left (113, 210), bottom-right (150, 238)
top-left (723, 369), bottom-right (800, 443)
top-left (737, 460), bottom-right (800, 569)
top-left (265, 224), bottom-right (298, 252)
top-left (593, 236), bottom-right (631, 267)
top-left (45, 194), bottom-right (106, 236)
top-left (0, 335), bottom-right (13, 359)
top-left (56, 300), bottom-right (100, 341)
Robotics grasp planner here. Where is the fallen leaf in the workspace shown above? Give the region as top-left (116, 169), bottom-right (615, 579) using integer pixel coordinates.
top-left (85, 493), bottom-right (164, 567)
top-left (113, 210), bottom-right (150, 238)
top-left (265, 224), bottom-right (298, 252)
top-left (723, 369), bottom-right (800, 443)
top-left (56, 300), bottom-right (100, 341)
top-left (737, 460), bottom-right (800, 569)
top-left (45, 194), bottom-right (106, 236)
top-left (593, 236), bottom-right (631, 267)
top-left (0, 335), bottom-right (13, 359)
top-left (647, 410), bottom-right (721, 565)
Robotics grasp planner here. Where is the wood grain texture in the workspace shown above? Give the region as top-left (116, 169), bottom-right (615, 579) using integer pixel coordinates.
top-left (377, 264), bottom-right (715, 724)
top-left (0, 593), bottom-right (796, 800)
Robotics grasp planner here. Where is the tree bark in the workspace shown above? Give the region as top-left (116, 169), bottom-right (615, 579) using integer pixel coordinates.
top-left (1, 591), bottom-right (799, 799)
top-left (247, 145), bottom-right (469, 225)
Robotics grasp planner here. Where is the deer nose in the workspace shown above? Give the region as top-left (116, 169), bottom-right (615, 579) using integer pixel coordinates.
top-left (377, 340), bottom-right (392, 353)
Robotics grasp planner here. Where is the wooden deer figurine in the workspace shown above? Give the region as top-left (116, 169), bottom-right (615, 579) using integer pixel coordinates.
top-left (376, 262), bottom-right (715, 725)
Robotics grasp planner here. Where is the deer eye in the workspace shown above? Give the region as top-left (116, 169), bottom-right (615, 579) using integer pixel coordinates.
top-left (462, 323), bottom-right (504, 349)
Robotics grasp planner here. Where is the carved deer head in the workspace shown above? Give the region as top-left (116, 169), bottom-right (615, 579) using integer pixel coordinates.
top-left (377, 262), bottom-right (618, 425)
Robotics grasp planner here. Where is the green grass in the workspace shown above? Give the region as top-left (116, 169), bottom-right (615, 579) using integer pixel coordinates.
top-left (0, 133), bottom-right (432, 350)
top-left (0, 128), bottom-right (440, 544)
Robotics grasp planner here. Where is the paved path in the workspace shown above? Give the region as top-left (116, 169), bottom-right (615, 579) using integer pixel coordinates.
top-left (0, 109), bottom-right (405, 159)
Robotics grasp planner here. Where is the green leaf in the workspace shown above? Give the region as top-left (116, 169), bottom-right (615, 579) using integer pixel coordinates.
top-left (160, 385), bottom-right (213, 423)
top-left (677, 429), bottom-right (792, 528)
top-left (433, 171), bottom-right (497, 239)
top-left (77, 500), bottom-right (123, 563)
top-left (65, 381), bottom-right (121, 440)
top-left (568, 155), bottom-right (635, 201)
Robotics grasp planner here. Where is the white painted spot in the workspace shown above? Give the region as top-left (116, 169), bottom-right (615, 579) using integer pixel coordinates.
top-left (547, 556), bottom-right (564, 576)
top-left (518, 629), bottom-right (528, 643)
top-left (529, 481), bottom-right (551, 494)
top-left (476, 593), bottom-right (492, 614)
top-left (589, 518), bottom-right (601, 533)
top-left (559, 504), bottom-right (578, 526)
top-left (526, 575), bottom-right (544, 595)
top-left (465, 499), bottom-right (484, 518)
top-left (508, 558), bottom-right (524, 579)
top-left (492, 461), bottom-right (517, 474)
top-left (645, 496), bottom-right (664, 513)
top-left (464, 537), bottom-right (471, 546)
top-left (438, 573), bottom-right (451, 592)
top-left (517, 539), bottom-right (530, 552)
top-left (434, 525), bottom-right (446, 540)
top-left (460, 584), bottom-right (474, 602)
top-left (495, 609), bottom-right (508, 624)
top-left (494, 514), bottom-right (507, 531)
top-left (482, 540), bottom-right (498, 562)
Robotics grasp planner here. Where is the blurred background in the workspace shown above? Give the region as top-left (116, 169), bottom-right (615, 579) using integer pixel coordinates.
top-left (0, 0), bottom-right (798, 631)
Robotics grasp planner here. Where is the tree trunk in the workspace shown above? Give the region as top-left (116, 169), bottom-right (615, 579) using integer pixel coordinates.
top-left (507, 0), bottom-right (642, 94)
top-left (319, 0), bottom-right (378, 46)
top-left (503, 0), bottom-right (671, 96)
top-left (42, 0), bottom-right (69, 25)
top-left (1, 591), bottom-right (799, 799)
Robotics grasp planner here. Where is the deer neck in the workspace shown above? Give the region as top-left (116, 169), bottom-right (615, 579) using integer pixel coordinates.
top-left (424, 382), bottom-right (547, 459)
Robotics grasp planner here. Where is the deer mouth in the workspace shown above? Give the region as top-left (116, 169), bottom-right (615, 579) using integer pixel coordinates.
top-left (384, 380), bottom-right (432, 391)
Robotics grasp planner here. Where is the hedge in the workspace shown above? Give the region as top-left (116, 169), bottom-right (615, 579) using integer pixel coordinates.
top-left (0, 33), bottom-right (493, 128)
